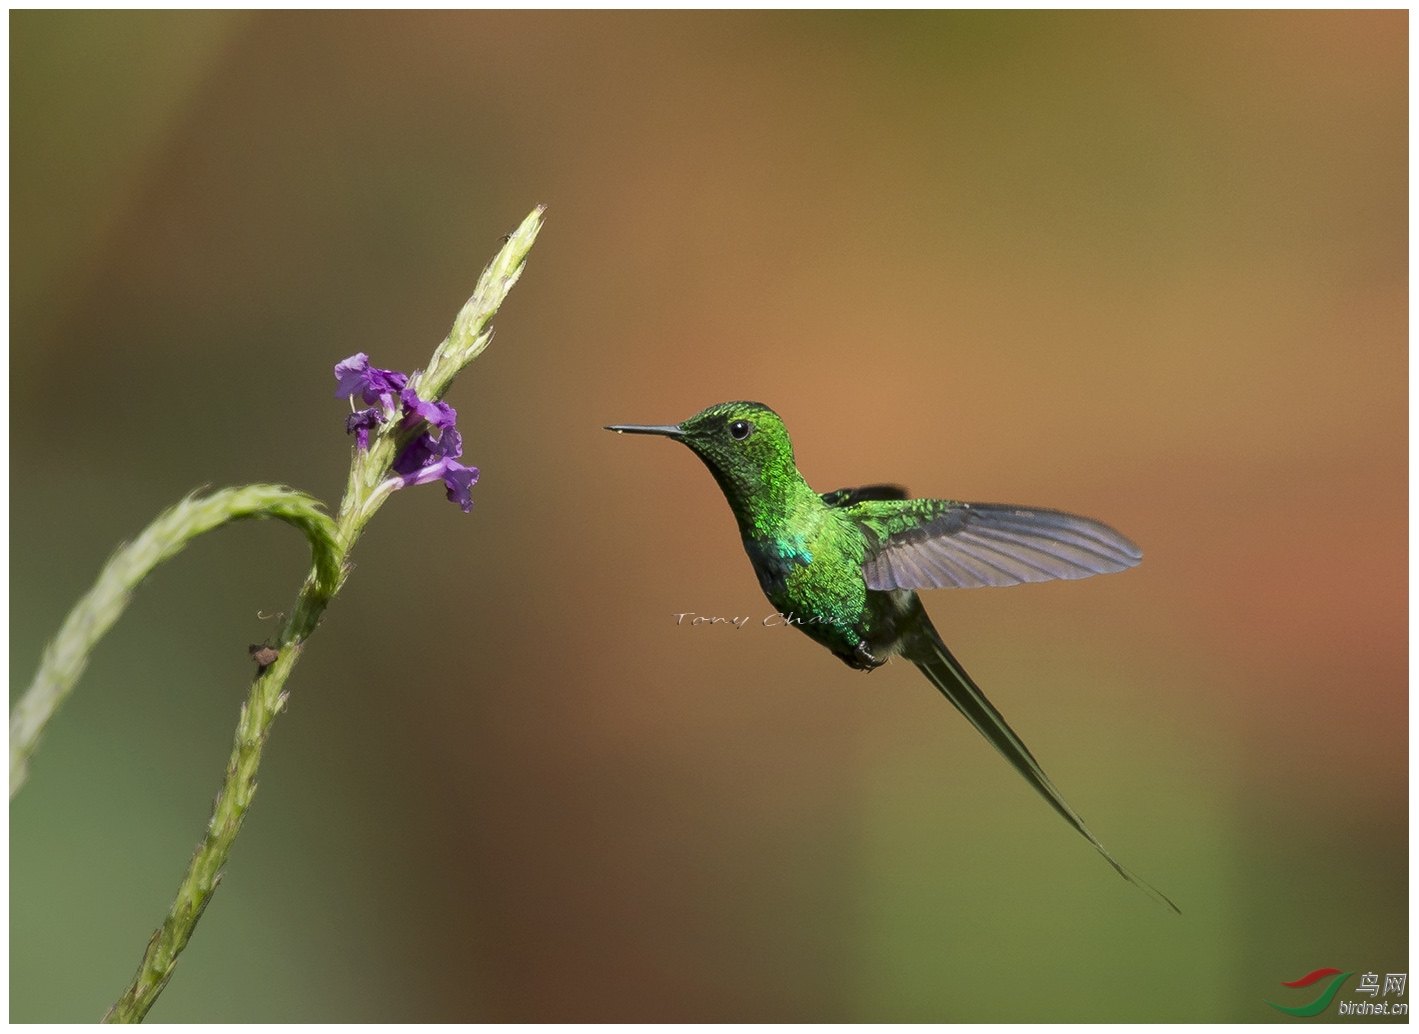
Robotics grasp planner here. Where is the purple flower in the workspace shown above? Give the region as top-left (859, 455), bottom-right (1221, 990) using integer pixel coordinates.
top-left (392, 426), bottom-right (459, 474)
top-left (390, 387), bottom-right (479, 512)
top-left (392, 432), bottom-right (437, 477)
top-left (440, 462), bottom-right (480, 513)
top-left (393, 387), bottom-right (463, 471)
top-left (400, 387), bottom-right (455, 432)
top-left (345, 408), bottom-right (384, 450)
top-left (334, 353), bottom-right (408, 418)
top-left (399, 457), bottom-right (481, 514)
top-left (334, 360), bottom-right (480, 514)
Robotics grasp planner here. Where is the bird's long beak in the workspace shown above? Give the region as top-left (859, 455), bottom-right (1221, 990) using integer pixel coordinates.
top-left (604, 423), bottom-right (684, 438)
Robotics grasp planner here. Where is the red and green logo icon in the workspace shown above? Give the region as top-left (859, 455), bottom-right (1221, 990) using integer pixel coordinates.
top-left (1264, 968), bottom-right (1354, 1016)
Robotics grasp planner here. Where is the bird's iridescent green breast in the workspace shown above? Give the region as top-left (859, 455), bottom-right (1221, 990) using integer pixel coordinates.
top-left (743, 505), bottom-right (872, 653)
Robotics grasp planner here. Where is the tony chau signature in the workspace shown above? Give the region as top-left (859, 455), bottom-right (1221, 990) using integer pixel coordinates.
top-left (672, 611), bottom-right (836, 629)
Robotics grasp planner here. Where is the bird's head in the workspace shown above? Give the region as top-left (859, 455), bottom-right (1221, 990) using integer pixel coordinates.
top-left (606, 401), bottom-right (800, 507)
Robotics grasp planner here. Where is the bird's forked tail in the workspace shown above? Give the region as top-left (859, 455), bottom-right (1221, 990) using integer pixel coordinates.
top-left (899, 612), bottom-right (1180, 914)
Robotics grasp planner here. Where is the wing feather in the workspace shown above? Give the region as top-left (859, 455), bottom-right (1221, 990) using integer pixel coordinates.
top-left (860, 501), bottom-right (1141, 591)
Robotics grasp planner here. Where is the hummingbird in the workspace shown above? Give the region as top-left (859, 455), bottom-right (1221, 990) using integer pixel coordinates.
top-left (608, 400), bottom-right (1178, 912)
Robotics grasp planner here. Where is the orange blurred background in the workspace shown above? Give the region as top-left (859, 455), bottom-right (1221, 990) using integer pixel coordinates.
top-left (10, 11), bottom-right (1406, 1021)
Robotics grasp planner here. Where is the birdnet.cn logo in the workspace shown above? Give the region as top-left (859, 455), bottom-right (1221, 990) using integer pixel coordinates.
top-left (1264, 968), bottom-right (1407, 1017)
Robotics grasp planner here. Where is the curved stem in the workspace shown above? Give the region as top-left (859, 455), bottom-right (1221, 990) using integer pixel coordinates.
top-left (10, 486), bottom-right (341, 797)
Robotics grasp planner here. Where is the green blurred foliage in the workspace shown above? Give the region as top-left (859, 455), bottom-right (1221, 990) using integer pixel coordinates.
top-left (11, 10), bottom-right (1406, 1021)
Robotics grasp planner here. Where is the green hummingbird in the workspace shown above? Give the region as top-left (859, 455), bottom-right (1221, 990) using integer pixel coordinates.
top-left (608, 400), bottom-right (1178, 912)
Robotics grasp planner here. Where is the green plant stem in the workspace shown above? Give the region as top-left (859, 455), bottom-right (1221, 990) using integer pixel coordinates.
top-left (100, 204), bottom-right (545, 1023)
top-left (102, 516), bottom-right (350, 1023)
top-left (10, 486), bottom-right (341, 798)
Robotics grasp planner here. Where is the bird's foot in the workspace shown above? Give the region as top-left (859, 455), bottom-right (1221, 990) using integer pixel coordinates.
top-left (852, 640), bottom-right (885, 672)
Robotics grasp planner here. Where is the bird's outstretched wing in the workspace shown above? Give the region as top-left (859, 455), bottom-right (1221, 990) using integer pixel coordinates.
top-left (820, 483), bottom-right (909, 507)
top-left (853, 499), bottom-right (1141, 590)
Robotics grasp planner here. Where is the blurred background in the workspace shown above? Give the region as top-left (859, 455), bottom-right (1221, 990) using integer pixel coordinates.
top-left (10, 11), bottom-right (1406, 1022)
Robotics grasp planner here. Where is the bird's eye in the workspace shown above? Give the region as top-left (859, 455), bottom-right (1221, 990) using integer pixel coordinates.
top-left (729, 420), bottom-right (753, 441)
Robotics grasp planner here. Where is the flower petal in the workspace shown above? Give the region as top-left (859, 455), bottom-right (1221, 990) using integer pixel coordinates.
top-left (333, 353), bottom-right (371, 399)
top-left (436, 426), bottom-right (463, 459)
top-left (400, 388), bottom-right (456, 430)
top-left (442, 463), bottom-right (480, 513)
top-left (393, 433), bottom-right (438, 477)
